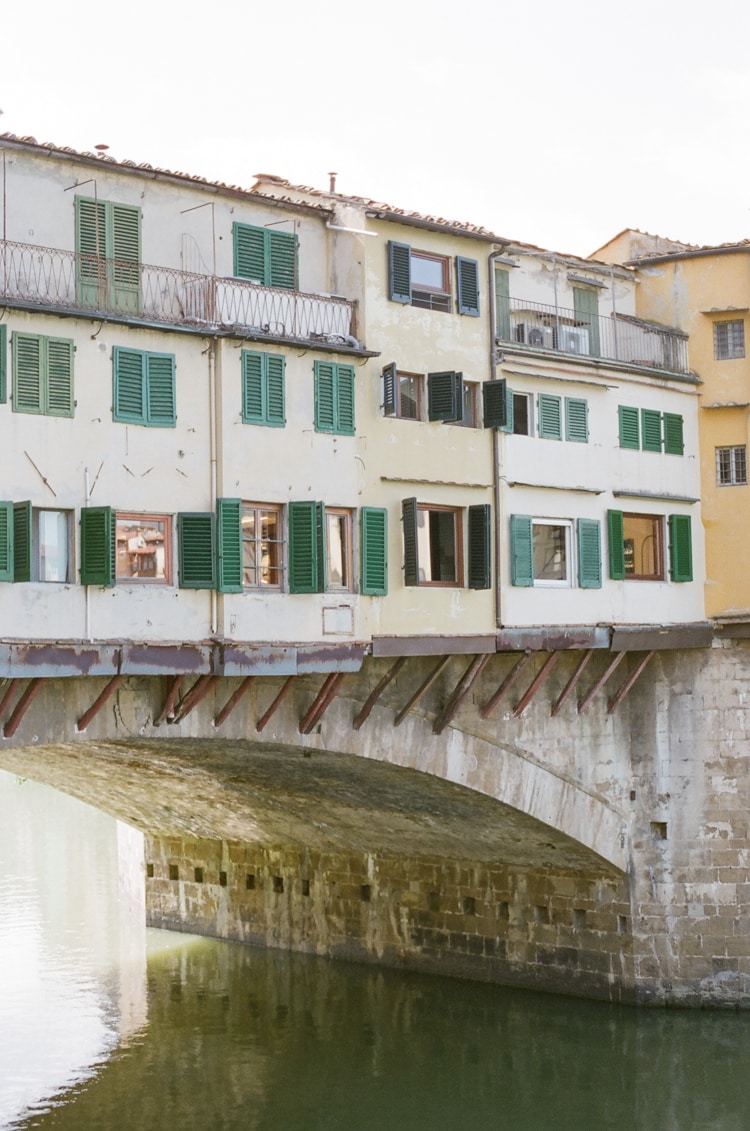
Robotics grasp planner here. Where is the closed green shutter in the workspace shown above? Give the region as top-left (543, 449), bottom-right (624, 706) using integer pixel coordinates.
top-left (267, 231), bottom-right (297, 290)
top-left (573, 287), bottom-right (600, 356)
top-left (641, 408), bottom-right (662, 452)
top-left (402, 498), bottom-right (419, 586)
top-left (233, 223), bottom-right (266, 281)
top-left (314, 361), bottom-right (336, 432)
top-left (538, 394), bottom-right (562, 440)
top-left (12, 502), bottom-right (31, 583)
top-left (618, 406), bottom-right (640, 449)
top-left (565, 397), bottom-right (589, 443)
top-left (75, 196), bottom-right (106, 302)
top-left (468, 504), bottom-right (492, 590)
top-left (12, 334), bottom-right (42, 413)
top-left (145, 354), bottom-right (176, 426)
top-left (336, 366), bottom-right (355, 435)
top-left (382, 363), bottom-right (397, 417)
top-left (607, 510), bottom-right (626, 580)
top-left (663, 413), bottom-right (684, 455)
top-left (178, 513), bottom-right (216, 589)
top-left (361, 507), bottom-right (388, 595)
top-left (110, 203), bottom-right (142, 311)
top-left (0, 501), bottom-right (12, 581)
top-left (0, 324), bottom-right (6, 404)
top-left (75, 197), bottom-right (141, 311)
top-left (482, 378), bottom-right (509, 429)
top-left (242, 351), bottom-right (264, 422)
top-left (428, 371), bottom-right (462, 422)
top-left (80, 506), bottom-right (115, 586)
top-left (265, 354), bottom-right (286, 425)
top-left (233, 224), bottom-right (297, 289)
top-left (113, 348), bottom-right (145, 422)
top-left (45, 338), bottom-right (74, 417)
top-left (456, 257), bottom-right (480, 316)
top-left (217, 498), bottom-right (243, 593)
top-left (510, 514), bottom-right (534, 586)
top-left (669, 514), bottom-right (693, 582)
top-left (494, 267), bottom-right (511, 340)
top-left (388, 241), bottom-right (412, 304)
top-left (289, 500), bottom-right (320, 593)
top-left (577, 519), bottom-right (602, 588)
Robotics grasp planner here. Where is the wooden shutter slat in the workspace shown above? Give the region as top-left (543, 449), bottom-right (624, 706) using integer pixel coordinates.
top-left (510, 514), bottom-right (533, 586)
top-left (641, 408), bottom-right (662, 452)
top-left (0, 501), bottom-right (12, 582)
top-left (289, 501), bottom-right (319, 593)
top-left (388, 241), bottom-right (412, 304)
top-left (577, 518), bottom-right (602, 589)
top-left (45, 338), bottom-right (74, 417)
top-left (607, 510), bottom-right (626, 580)
top-left (217, 498), bottom-right (243, 593)
top-left (468, 504), bottom-right (491, 590)
top-left (233, 223), bottom-right (266, 282)
top-left (314, 362), bottom-right (336, 432)
top-left (402, 498), bottom-right (419, 586)
top-left (80, 506), bottom-right (115, 587)
top-left (178, 513), bottom-right (216, 589)
top-left (382, 362), bottom-right (397, 417)
top-left (669, 514), bottom-right (693, 582)
top-left (145, 354), bottom-right (176, 426)
top-left (428, 371), bottom-right (461, 422)
top-left (114, 348), bottom-right (145, 421)
top-left (663, 413), bottom-right (684, 455)
top-left (482, 378), bottom-right (508, 429)
top-left (456, 256), bottom-right (480, 316)
top-left (266, 354), bottom-right (286, 425)
top-left (565, 397), bottom-right (588, 443)
top-left (13, 334), bottom-right (42, 413)
top-left (268, 231), bottom-right (297, 290)
top-left (538, 394), bottom-right (562, 440)
top-left (618, 405), bottom-right (640, 449)
top-left (336, 366), bottom-right (355, 434)
top-left (361, 507), bottom-right (388, 596)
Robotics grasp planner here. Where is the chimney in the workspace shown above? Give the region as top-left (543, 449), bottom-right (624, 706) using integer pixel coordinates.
top-left (328, 171), bottom-right (337, 193)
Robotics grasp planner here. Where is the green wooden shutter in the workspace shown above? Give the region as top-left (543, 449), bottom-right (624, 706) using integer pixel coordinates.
top-left (494, 267), bottom-right (511, 340)
top-left (565, 397), bottom-right (588, 443)
top-left (618, 406), bottom-right (639, 449)
top-left (482, 379), bottom-right (509, 429)
top-left (242, 351), bottom-right (264, 423)
top-left (0, 324), bottom-right (7, 404)
top-left (456, 257), bottom-right (480, 316)
top-left (336, 365), bottom-right (355, 435)
top-left (45, 338), bottom-right (74, 417)
top-left (428, 371), bottom-right (462, 422)
top-left (663, 413), bottom-right (684, 455)
top-left (573, 287), bottom-right (599, 356)
top-left (80, 506), bottom-right (115, 586)
top-left (361, 507), bottom-right (388, 595)
top-left (110, 203), bottom-right (142, 312)
top-left (538, 394), bottom-right (562, 439)
top-left (75, 196), bottom-right (106, 304)
top-left (510, 514), bottom-right (534, 587)
top-left (315, 501), bottom-right (326, 591)
top-left (12, 502), bottom-right (31, 583)
top-left (113, 347), bottom-right (145, 422)
top-left (402, 498), bottom-right (419, 586)
top-left (388, 241), bottom-right (411, 304)
top-left (145, 353), bottom-right (176, 426)
top-left (289, 500), bottom-right (320, 593)
top-left (233, 223), bottom-right (266, 281)
top-left (641, 408), bottom-right (662, 452)
top-left (217, 498), bottom-right (243, 593)
top-left (0, 500), bottom-right (12, 581)
top-left (265, 354), bottom-right (286, 426)
top-left (577, 519), bottom-right (602, 589)
top-left (669, 514), bottom-right (693, 582)
top-left (468, 504), bottom-right (491, 590)
top-left (607, 510), bottom-right (626, 580)
top-left (178, 513), bottom-right (216, 589)
top-left (314, 361), bottom-right (336, 433)
top-left (12, 333), bottom-right (42, 413)
top-left (382, 362), bottom-right (397, 417)
top-left (268, 230), bottom-right (297, 290)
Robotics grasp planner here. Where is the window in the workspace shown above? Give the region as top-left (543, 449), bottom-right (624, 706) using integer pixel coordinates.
top-left (242, 350), bottom-right (285, 427)
top-left (458, 381), bottom-right (478, 428)
top-left (533, 520), bottom-right (571, 585)
top-left (233, 222), bottom-right (297, 290)
top-left (325, 508), bottom-right (353, 591)
top-left (241, 503), bottom-right (283, 587)
top-left (387, 242), bottom-right (480, 316)
top-left (716, 445), bottom-right (747, 486)
top-left (314, 361), bottom-right (355, 435)
top-left (382, 364), bottom-right (422, 419)
top-left (113, 347), bottom-right (176, 427)
top-left (510, 515), bottom-right (601, 589)
top-left (0, 503), bottom-right (73, 582)
top-left (75, 196), bottom-right (141, 313)
top-left (608, 511), bottom-right (664, 580)
top-left (618, 406), bottom-right (684, 455)
top-left (402, 500), bottom-right (462, 586)
top-left (115, 514), bottom-right (171, 583)
top-left (512, 392), bottom-right (532, 436)
top-left (12, 333), bottom-right (74, 418)
top-left (714, 319), bottom-right (745, 360)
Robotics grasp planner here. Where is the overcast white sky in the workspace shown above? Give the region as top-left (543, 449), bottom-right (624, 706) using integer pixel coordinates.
top-left (3, 0), bottom-right (749, 259)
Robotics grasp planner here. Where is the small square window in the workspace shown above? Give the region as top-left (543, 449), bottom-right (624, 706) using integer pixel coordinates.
top-left (623, 513), bottom-right (663, 580)
top-left (714, 319), bottom-right (745, 360)
top-left (716, 445), bottom-right (747, 486)
top-left (115, 514), bottom-right (172, 584)
top-left (242, 503), bottom-right (283, 587)
top-left (411, 250), bottom-right (451, 312)
top-left (532, 520), bottom-right (571, 586)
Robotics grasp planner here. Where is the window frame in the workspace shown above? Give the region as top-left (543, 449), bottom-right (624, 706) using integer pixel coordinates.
top-left (512, 391), bottom-right (532, 436)
top-left (532, 518), bottom-right (572, 588)
top-left (383, 363), bottom-right (423, 420)
top-left (34, 508), bottom-right (74, 583)
top-left (716, 445), bottom-right (748, 486)
top-left (713, 319), bottom-right (745, 361)
top-left (115, 512), bottom-right (173, 585)
top-left (403, 500), bottom-right (464, 587)
top-left (325, 507), bottom-right (354, 592)
top-left (458, 381), bottom-right (478, 428)
top-left (410, 250), bottom-right (451, 312)
top-left (241, 501), bottom-right (284, 589)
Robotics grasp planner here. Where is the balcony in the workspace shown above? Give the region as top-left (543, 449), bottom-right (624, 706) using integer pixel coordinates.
top-left (498, 297), bottom-right (690, 375)
top-left (0, 239), bottom-right (359, 347)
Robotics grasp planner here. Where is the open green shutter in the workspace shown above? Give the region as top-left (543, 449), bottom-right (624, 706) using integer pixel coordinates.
top-left (75, 196), bottom-right (106, 303)
top-left (482, 379), bottom-right (509, 429)
top-left (80, 506), bottom-right (115, 586)
top-left (663, 413), bottom-right (684, 455)
top-left (314, 362), bottom-right (336, 432)
top-left (361, 507), bottom-right (388, 595)
top-left (233, 223), bottom-right (266, 281)
top-left (110, 203), bottom-right (142, 312)
top-left (538, 394), bottom-right (562, 439)
top-left (0, 501), bottom-right (13, 581)
top-left (456, 256), bottom-right (480, 316)
top-left (336, 366), bottom-right (355, 434)
top-left (288, 500), bottom-right (319, 593)
top-left (618, 406), bottom-right (639, 449)
top-left (565, 397), bottom-right (588, 443)
top-left (45, 338), bottom-right (74, 417)
top-left (217, 498), bottom-right (243, 593)
top-left (428, 371), bottom-right (462, 422)
top-left (268, 231), bottom-right (297, 290)
top-left (145, 353), bottom-right (176, 426)
top-left (0, 324), bottom-right (6, 404)
top-left (113, 347), bottom-right (145, 422)
top-left (573, 287), bottom-right (599, 356)
top-left (12, 502), bottom-right (31, 582)
top-left (641, 408), bottom-right (662, 452)
top-left (494, 267), bottom-right (511, 340)
top-left (178, 513), bottom-right (216, 589)
top-left (382, 363), bottom-right (397, 417)
top-left (402, 498), bottom-right (419, 586)
top-left (388, 241), bottom-right (411, 304)
top-left (669, 514), bottom-right (693, 582)
top-left (265, 354), bottom-right (286, 425)
top-left (577, 519), bottom-right (602, 589)
top-left (242, 351), bottom-right (264, 422)
top-left (468, 504), bottom-right (492, 590)
top-left (12, 333), bottom-right (42, 413)
top-left (510, 514), bottom-right (533, 587)
top-left (607, 510), bottom-right (625, 580)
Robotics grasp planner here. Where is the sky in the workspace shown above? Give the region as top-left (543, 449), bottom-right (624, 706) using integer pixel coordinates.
top-left (3, 0), bottom-right (750, 259)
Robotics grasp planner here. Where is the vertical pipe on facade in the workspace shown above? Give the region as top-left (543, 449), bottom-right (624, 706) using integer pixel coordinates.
top-left (488, 249), bottom-right (508, 629)
top-left (208, 339), bottom-right (219, 636)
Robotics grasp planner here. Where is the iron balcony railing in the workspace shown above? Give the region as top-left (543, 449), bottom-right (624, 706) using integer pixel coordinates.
top-left (0, 239), bottom-right (358, 346)
top-left (498, 296), bottom-right (690, 375)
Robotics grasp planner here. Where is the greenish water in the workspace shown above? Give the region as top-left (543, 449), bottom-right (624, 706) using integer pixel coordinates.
top-left (2, 772), bottom-right (750, 1131)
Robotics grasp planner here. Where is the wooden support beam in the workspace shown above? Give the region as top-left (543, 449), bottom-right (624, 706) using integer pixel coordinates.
top-left (3, 679), bottom-right (44, 739)
top-left (171, 675), bottom-right (219, 723)
top-left (76, 674), bottom-right (124, 732)
top-left (352, 657), bottom-right (407, 731)
top-left (607, 651), bottom-right (655, 714)
top-left (256, 675), bottom-right (296, 733)
top-left (512, 652), bottom-right (559, 718)
top-left (551, 650), bottom-right (595, 716)
top-left (394, 655), bottom-right (452, 728)
top-left (433, 654), bottom-right (490, 735)
top-left (299, 672), bottom-right (346, 735)
top-left (480, 653), bottom-right (532, 719)
top-left (577, 652), bottom-right (627, 715)
top-left (0, 678), bottom-right (19, 718)
top-left (154, 675), bottom-right (185, 727)
top-left (214, 676), bottom-right (255, 728)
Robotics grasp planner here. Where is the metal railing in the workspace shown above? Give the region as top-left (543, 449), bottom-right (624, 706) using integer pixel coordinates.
top-left (498, 297), bottom-right (690, 375)
top-left (0, 239), bottom-right (358, 345)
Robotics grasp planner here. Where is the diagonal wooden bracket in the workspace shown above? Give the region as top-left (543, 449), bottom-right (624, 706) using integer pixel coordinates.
top-left (214, 676), bottom-right (255, 728)
top-left (578, 652), bottom-right (627, 714)
top-left (171, 674), bottom-right (219, 723)
top-left (256, 675), bottom-right (296, 733)
top-left (433, 654), bottom-right (490, 735)
top-left (154, 675), bottom-right (185, 727)
top-left (353, 657), bottom-right (407, 731)
top-left (551, 650), bottom-right (594, 716)
top-left (607, 651), bottom-right (655, 714)
top-left (3, 679), bottom-right (45, 739)
top-left (513, 652), bottom-right (559, 717)
top-left (299, 672), bottom-right (346, 735)
top-left (480, 653), bottom-right (532, 719)
top-left (394, 656), bottom-right (451, 728)
top-left (77, 674), bottom-right (124, 732)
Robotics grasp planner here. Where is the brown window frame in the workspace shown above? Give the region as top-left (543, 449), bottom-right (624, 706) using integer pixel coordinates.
top-left (394, 371), bottom-right (423, 420)
top-left (115, 512), bottom-right (172, 585)
top-left (416, 503), bottom-right (463, 586)
top-left (241, 502), bottom-right (284, 588)
top-left (411, 250), bottom-right (451, 312)
top-left (622, 513), bottom-right (664, 581)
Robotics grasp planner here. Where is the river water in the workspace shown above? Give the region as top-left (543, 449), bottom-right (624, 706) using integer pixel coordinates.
top-left (2, 769), bottom-right (750, 1131)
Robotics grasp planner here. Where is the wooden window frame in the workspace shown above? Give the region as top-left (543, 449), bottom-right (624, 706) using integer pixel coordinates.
top-left (115, 512), bottom-right (173, 585)
top-left (325, 507), bottom-right (354, 592)
top-left (622, 513), bottom-right (664, 581)
top-left (416, 503), bottom-right (463, 587)
top-left (395, 371), bottom-right (423, 420)
top-left (241, 502), bottom-right (284, 589)
top-left (410, 250), bottom-right (452, 312)
top-left (457, 381), bottom-right (478, 428)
